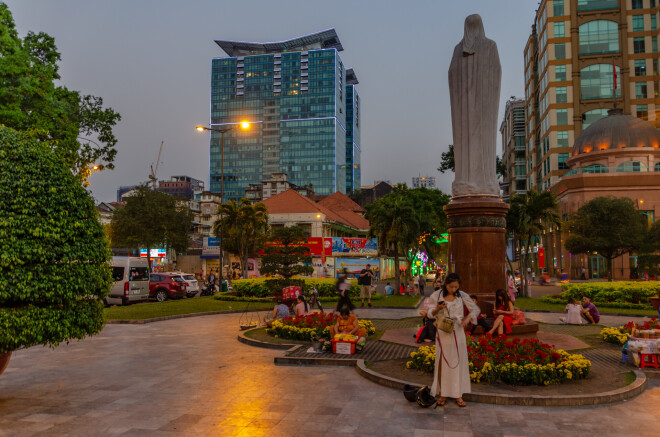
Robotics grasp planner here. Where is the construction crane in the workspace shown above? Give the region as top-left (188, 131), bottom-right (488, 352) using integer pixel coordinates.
top-left (148, 141), bottom-right (164, 189)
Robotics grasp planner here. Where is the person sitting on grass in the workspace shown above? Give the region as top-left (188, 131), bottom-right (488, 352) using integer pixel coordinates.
top-left (487, 289), bottom-right (514, 336)
top-left (272, 298), bottom-right (290, 320)
top-left (330, 307), bottom-right (367, 350)
top-left (465, 294), bottom-right (490, 334)
top-left (581, 296), bottom-right (600, 324)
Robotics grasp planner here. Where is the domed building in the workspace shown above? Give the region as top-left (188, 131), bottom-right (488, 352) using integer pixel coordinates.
top-left (547, 109), bottom-right (660, 280)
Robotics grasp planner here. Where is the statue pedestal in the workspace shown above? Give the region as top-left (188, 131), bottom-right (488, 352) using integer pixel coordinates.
top-left (443, 196), bottom-right (509, 301)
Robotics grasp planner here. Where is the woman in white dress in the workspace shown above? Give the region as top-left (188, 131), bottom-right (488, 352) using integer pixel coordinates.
top-left (427, 273), bottom-right (480, 407)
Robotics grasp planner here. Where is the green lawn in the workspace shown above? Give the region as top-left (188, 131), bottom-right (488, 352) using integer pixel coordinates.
top-left (320, 294), bottom-right (421, 308)
top-left (514, 297), bottom-right (657, 316)
top-left (104, 296), bottom-right (272, 320)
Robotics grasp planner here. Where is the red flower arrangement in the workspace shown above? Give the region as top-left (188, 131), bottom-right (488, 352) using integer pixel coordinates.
top-left (621, 318), bottom-right (660, 334)
top-left (467, 334), bottom-right (564, 372)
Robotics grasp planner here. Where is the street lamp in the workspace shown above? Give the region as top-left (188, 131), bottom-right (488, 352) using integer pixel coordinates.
top-left (195, 122), bottom-right (251, 283)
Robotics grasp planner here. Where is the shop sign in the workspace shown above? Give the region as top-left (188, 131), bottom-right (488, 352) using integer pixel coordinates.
top-left (203, 237), bottom-right (220, 256)
top-left (331, 238), bottom-right (378, 256)
top-left (140, 248), bottom-right (166, 258)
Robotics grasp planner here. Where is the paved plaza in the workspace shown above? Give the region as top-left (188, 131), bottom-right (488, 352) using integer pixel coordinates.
top-left (1, 312), bottom-right (660, 437)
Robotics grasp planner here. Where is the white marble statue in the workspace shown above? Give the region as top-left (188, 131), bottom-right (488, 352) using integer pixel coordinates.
top-left (448, 14), bottom-right (501, 198)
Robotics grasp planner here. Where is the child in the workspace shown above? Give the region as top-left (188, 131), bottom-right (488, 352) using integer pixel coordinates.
top-left (466, 294), bottom-right (490, 334)
top-left (559, 297), bottom-right (583, 324)
top-left (384, 282), bottom-right (394, 295)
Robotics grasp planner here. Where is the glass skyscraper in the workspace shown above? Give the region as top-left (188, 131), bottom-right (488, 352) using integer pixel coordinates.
top-left (209, 29), bottom-right (361, 200)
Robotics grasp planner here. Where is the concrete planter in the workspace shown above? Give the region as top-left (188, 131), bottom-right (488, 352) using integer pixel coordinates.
top-left (0, 351), bottom-right (11, 376)
top-left (650, 297), bottom-right (660, 312)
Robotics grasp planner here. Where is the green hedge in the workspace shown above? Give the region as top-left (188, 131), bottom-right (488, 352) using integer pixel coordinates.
top-left (0, 127), bottom-right (112, 354)
top-left (214, 292), bottom-right (383, 302)
top-left (230, 277), bottom-right (360, 298)
top-left (540, 282), bottom-right (660, 308)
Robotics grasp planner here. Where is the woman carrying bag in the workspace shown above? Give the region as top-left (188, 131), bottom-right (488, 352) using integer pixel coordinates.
top-left (427, 273), bottom-right (480, 408)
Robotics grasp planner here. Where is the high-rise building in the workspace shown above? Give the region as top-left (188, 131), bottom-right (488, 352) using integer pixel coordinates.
top-left (499, 98), bottom-right (526, 201)
top-left (157, 175), bottom-right (204, 200)
top-left (209, 29), bottom-right (361, 200)
top-left (524, 0), bottom-right (660, 191)
top-left (411, 176), bottom-right (437, 189)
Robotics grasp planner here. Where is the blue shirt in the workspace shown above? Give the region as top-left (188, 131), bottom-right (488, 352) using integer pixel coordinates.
top-left (274, 304), bottom-right (289, 319)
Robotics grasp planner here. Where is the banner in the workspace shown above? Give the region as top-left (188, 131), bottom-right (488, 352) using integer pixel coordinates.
top-left (140, 248), bottom-right (166, 258)
top-left (335, 258), bottom-right (379, 278)
top-left (331, 237), bottom-right (378, 256)
top-left (538, 248), bottom-right (545, 268)
top-left (258, 237), bottom-right (332, 256)
top-left (202, 237), bottom-right (220, 256)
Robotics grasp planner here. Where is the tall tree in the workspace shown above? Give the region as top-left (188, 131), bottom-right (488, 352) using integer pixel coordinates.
top-left (109, 186), bottom-right (193, 270)
top-left (565, 196), bottom-right (647, 282)
top-left (506, 190), bottom-right (561, 295)
top-left (437, 144), bottom-right (506, 178)
top-left (215, 199), bottom-right (268, 278)
top-left (260, 226), bottom-right (314, 279)
top-left (0, 4), bottom-right (120, 181)
top-left (637, 220), bottom-right (660, 277)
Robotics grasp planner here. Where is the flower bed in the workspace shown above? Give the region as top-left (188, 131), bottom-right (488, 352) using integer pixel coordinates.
top-left (541, 282), bottom-right (660, 308)
top-left (601, 318), bottom-right (660, 345)
top-left (267, 313), bottom-right (376, 341)
top-left (232, 278), bottom-right (360, 298)
top-left (407, 336), bottom-right (591, 385)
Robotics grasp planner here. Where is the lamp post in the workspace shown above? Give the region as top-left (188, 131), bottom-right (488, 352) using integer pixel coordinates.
top-left (196, 122), bottom-right (250, 284)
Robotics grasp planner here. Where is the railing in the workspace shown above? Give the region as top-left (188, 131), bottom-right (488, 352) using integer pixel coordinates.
top-left (562, 164), bottom-right (657, 177)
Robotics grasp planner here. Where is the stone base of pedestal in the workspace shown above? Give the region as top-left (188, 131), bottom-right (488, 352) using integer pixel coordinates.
top-left (444, 196), bottom-right (510, 301)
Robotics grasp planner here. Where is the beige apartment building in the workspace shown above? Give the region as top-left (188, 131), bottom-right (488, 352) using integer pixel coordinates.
top-left (524, 0), bottom-right (660, 191)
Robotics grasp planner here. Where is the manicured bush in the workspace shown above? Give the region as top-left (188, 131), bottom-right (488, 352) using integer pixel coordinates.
top-left (231, 277), bottom-right (360, 298)
top-left (0, 127), bottom-right (112, 354)
top-left (407, 335), bottom-right (591, 385)
top-left (541, 282), bottom-right (660, 308)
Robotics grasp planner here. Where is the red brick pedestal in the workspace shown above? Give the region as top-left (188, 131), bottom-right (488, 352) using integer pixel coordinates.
top-left (443, 196), bottom-right (509, 302)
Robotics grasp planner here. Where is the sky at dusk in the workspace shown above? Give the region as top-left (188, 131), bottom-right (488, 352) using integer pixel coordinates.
top-left (6, 0), bottom-right (539, 203)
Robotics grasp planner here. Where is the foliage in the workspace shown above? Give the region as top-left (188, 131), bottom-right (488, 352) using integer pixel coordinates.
top-left (267, 313), bottom-right (376, 341)
top-left (366, 186), bottom-right (450, 289)
top-left (506, 190), bottom-right (560, 295)
top-left (109, 185), bottom-right (193, 268)
top-left (565, 197), bottom-right (647, 282)
top-left (437, 144), bottom-right (506, 178)
top-left (637, 221), bottom-right (660, 277)
top-left (513, 296), bottom-right (657, 316)
top-left (215, 199), bottom-right (268, 278)
top-left (260, 226), bottom-right (313, 279)
top-left (551, 282), bottom-right (660, 305)
top-left (0, 126), bottom-right (111, 353)
top-left (0, 4), bottom-right (121, 180)
top-left (229, 277), bottom-right (359, 298)
top-left (600, 327), bottom-right (631, 345)
top-left (407, 335), bottom-right (591, 385)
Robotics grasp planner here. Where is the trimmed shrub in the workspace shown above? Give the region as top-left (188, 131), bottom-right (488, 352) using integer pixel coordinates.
top-left (0, 127), bottom-right (112, 354)
top-left (541, 282), bottom-right (660, 308)
top-left (230, 277), bottom-right (360, 298)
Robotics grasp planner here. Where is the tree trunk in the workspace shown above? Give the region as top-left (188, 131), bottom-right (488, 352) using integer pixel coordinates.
top-left (524, 238), bottom-right (531, 297)
top-left (608, 256), bottom-right (614, 282)
top-left (394, 250), bottom-right (401, 293)
top-left (147, 245), bottom-right (152, 272)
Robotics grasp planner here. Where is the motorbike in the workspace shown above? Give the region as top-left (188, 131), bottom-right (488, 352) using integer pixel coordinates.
top-left (200, 281), bottom-right (216, 297)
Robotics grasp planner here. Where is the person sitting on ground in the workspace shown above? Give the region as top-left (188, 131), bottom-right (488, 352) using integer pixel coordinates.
top-left (487, 289), bottom-right (514, 336)
top-left (295, 295), bottom-right (310, 317)
top-left (330, 307), bottom-right (367, 349)
top-left (272, 298), bottom-right (290, 320)
top-left (465, 294), bottom-right (490, 334)
top-left (559, 297), bottom-right (583, 324)
top-left (384, 282), bottom-right (394, 295)
top-left (581, 296), bottom-right (600, 324)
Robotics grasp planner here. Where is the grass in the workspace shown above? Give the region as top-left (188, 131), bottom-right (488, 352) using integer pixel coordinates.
top-left (319, 294), bottom-right (420, 308)
top-left (514, 297), bottom-right (657, 316)
top-left (104, 296), bottom-right (272, 320)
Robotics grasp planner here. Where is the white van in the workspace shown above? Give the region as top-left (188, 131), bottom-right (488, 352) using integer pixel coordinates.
top-left (107, 256), bottom-right (150, 306)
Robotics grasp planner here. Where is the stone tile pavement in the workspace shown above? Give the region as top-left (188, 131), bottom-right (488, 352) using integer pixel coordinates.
top-left (1, 312), bottom-right (660, 436)
top-left (525, 311), bottom-right (653, 328)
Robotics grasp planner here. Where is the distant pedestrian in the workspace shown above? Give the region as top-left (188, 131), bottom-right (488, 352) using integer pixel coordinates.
top-left (418, 274), bottom-right (425, 296)
top-left (358, 264), bottom-right (375, 307)
top-left (336, 268), bottom-right (355, 313)
top-left (581, 267), bottom-right (586, 280)
top-left (412, 275), bottom-right (420, 296)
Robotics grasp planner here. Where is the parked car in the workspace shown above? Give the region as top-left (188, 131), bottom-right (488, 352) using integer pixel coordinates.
top-left (149, 273), bottom-right (187, 302)
top-left (107, 257), bottom-right (150, 306)
top-left (170, 272), bottom-right (200, 298)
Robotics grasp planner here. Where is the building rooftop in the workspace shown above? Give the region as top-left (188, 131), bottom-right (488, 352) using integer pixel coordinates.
top-left (215, 28), bottom-right (343, 57)
top-left (572, 108), bottom-right (660, 157)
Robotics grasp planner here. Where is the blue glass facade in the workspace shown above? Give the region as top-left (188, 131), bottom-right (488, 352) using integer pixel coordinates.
top-left (345, 85), bottom-right (361, 193)
top-left (209, 37), bottom-right (360, 200)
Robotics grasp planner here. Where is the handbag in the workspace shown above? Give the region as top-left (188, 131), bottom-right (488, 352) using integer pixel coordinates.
top-left (434, 305), bottom-right (455, 333)
top-left (512, 309), bottom-right (526, 325)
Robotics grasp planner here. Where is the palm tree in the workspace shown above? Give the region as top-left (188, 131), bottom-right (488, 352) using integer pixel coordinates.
top-left (366, 193), bottom-right (419, 291)
top-left (506, 190), bottom-right (560, 297)
top-left (214, 199), bottom-right (268, 279)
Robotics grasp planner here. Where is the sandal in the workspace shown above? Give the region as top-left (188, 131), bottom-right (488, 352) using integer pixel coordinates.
top-left (435, 397), bottom-right (447, 407)
top-left (456, 398), bottom-right (466, 408)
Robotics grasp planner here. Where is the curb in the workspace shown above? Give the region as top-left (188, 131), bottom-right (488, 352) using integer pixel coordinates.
top-left (354, 360), bottom-right (648, 407)
top-left (106, 307), bottom-right (269, 324)
top-left (237, 327), bottom-right (299, 350)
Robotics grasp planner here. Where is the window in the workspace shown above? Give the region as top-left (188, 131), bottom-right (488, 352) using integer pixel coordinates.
top-left (558, 153), bottom-right (569, 170)
top-left (584, 164), bottom-right (607, 173)
top-left (112, 267), bottom-right (125, 282)
top-left (555, 65), bottom-right (567, 81)
top-left (616, 161), bottom-right (642, 172)
top-left (632, 0), bottom-right (644, 8)
top-left (554, 22), bottom-right (565, 38)
top-left (635, 59), bottom-right (647, 76)
top-left (655, 162), bottom-right (660, 171)
top-left (582, 109), bottom-right (609, 129)
top-left (634, 37), bottom-right (646, 54)
top-left (656, 81), bottom-right (660, 97)
top-left (654, 37), bottom-right (658, 53)
top-left (633, 15), bottom-right (645, 32)
top-left (636, 82), bottom-right (648, 99)
top-left (579, 21), bottom-right (620, 54)
top-left (580, 64), bottom-right (622, 99)
top-left (577, 0), bottom-right (618, 10)
top-left (652, 15), bottom-right (657, 31)
top-left (555, 43), bottom-right (566, 59)
top-left (129, 267), bottom-right (149, 281)
top-left (637, 104), bottom-right (649, 119)
top-left (554, 0), bottom-right (564, 16)
top-left (556, 86), bottom-right (568, 103)
top-left (556, 109), bottom-right (568, 125)
top-left (557, 131), bottom-right (569, 147)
